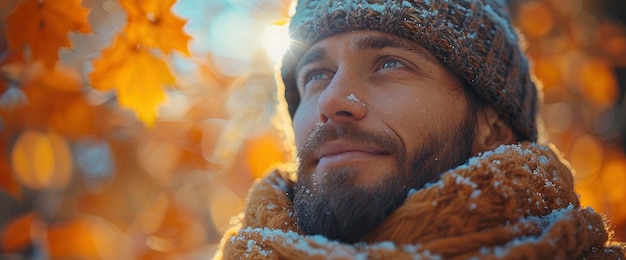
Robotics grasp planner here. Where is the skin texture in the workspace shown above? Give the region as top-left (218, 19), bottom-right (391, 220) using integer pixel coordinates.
top-left (290, 31), bottom-right (514, 243)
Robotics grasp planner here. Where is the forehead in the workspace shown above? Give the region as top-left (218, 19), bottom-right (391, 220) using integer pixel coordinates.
top-left (296, 30), bottom-right (440, 70)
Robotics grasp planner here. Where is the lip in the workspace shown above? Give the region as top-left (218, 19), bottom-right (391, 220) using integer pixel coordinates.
top-left (316, 139), bottom-right (390, 167)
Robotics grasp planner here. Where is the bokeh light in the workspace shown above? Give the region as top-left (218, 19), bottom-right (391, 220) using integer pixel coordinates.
top-left (264, 23), bottom-right (290, 63)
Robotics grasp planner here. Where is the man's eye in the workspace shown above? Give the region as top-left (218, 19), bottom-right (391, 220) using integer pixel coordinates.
top-left (306, 72), bottom-right (329, 82)
top-left (305, 71), bottom-right (329, 83)
top-left (381, 60), bottom-right (405, 69)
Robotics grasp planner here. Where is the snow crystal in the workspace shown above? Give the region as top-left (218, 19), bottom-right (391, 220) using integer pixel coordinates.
top-left (267, 203), bottom-right (277, 210)
top-left (453, 173), bottom-right (478, 189)
top-left (402, 0), bottom-right (415, 8)
top-left (538, 155), bottom-right (549, 165)
top-left (401, 244), bottom-right (420, 254)
top-left (370, 241), bottom-right (396, 250)
top-left (271, 175), bottom-right (289, 192)
top-left (517, 204), bottom-right (576, 231)
top-left (483, 4), bottom-right (517, 43)
top-left (356, 2), bottom-right (389, 13)
top-left (421, 250), bottom-right (443, 260)
top-left (241, 227), bottom-right (357, 258)
top-left (470, 189), bottom-right (481, 199)
top-left (310, 234), bottom-right (332, 245)
top-left (424, 181), bottom-right (444, 189)
top-left (346, 93), bottom-right (366, 107)
top-left (246, 240), bottom-right (256, 252)
top-left (407, 188), bottom-right (418, 196)
top-left (420, 9), bottom-right (438, 19)
top-left (260, 249), bottom-right (271, 256)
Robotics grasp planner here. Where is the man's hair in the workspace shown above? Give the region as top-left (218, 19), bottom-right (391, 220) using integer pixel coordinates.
top-left (463, 79), bottom-right (487, 119)
top-left (281, 0), bottom-right (540, 142)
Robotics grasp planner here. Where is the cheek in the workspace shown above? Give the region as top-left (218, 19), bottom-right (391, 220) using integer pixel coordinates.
top-left (376, 95), bottom-right (445, 146)
top-left (292, 104), bottom-right (318, 148)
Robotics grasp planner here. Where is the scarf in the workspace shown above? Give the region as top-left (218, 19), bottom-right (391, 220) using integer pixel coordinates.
top-left (214, 142), bottom-right (625, 259)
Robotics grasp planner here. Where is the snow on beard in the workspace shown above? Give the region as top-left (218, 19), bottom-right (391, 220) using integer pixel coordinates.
top-left (292, 119), bottom-right (475, 242)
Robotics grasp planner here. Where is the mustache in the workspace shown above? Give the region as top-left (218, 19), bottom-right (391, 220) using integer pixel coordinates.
top-left (297, 123), bottom-right (403, 167)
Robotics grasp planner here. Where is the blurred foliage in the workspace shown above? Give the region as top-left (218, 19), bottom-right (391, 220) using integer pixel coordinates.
top-left (509, 0), bottom-right (626, 242)
top-left (0, 0), bottom-right (624, 258)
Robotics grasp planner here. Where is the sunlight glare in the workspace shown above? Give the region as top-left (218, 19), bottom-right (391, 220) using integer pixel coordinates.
top-left (264, 23), bottom-right (290, 64)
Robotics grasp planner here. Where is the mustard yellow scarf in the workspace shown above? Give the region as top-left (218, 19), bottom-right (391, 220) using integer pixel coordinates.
top-left (215, 142), bottom-right (625, 259)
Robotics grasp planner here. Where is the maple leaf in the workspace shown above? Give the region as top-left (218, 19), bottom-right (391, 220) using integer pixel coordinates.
top-left (89, 36), bottom-right (176, 126)
top-left (119, 0), bottom-right (191, 56)
top-left (6, 0), bottom-right (91, 68)
top-left (0, 62), bottom-right (96, 139)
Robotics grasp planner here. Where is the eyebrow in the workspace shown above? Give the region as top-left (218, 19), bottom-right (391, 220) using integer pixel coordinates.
top-left (295, 47), bottom-right (328, 76)
top-left (354, 35), bottom-right (435, 64)
top-left (294, 35), bottom-right (437, 76)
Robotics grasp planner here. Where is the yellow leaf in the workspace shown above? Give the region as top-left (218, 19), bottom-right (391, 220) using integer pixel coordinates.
top-left (89, 36), bottom-right (176, 126)
top-left (119, 0), bottom-right (191, 56)
top-left (6, 0), bottom-right (91, 68)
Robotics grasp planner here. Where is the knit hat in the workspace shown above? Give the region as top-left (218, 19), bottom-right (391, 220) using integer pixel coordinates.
top-left (281, 0), bottom-right (539, 142)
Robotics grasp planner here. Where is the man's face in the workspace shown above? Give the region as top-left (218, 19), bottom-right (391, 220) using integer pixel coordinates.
top-left (291, 31), bottom-right (477, 242)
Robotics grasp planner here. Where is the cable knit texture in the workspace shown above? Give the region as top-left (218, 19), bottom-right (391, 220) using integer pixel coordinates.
top-left (281, 0), bottom-right (539, 141)
top-left (214, 142), bottom-right (625, 259)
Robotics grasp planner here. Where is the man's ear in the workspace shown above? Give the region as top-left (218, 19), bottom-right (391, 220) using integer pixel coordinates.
top-left (472, 107), bottom-right (516, 155)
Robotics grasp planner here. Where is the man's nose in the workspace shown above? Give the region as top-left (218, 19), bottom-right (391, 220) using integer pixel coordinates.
top-left (317, 71), bottom-right (367, 123)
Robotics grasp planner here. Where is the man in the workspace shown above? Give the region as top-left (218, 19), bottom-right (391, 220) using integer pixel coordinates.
top-left (215, 0), bottom-right (625, 258)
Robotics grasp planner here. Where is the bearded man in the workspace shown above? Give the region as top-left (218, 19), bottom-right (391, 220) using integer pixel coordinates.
top-left (215, 0), bottom-right (626, 258)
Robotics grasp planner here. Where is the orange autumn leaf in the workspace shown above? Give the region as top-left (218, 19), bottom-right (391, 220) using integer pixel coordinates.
top-left (119, 0), bottom-right (190, 56)
top-left (6, 0), bottom-right (91, 68)
top-left (0, 63), bottom-right (96, 138)
top-left (89, 36), bottom-right (176, 126)
top-left (0, 212), bottom-right (38, 252)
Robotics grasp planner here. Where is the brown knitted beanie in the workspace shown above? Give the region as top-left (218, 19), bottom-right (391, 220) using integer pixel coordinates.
top-left (281, 0), bottom-right (539, 142)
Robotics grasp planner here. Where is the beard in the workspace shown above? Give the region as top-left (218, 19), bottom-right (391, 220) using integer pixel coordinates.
top-left (292, 116), bottom-right (476, 243)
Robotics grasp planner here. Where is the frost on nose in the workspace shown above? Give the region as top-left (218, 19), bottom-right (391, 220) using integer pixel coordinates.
top-left (346, 93), bottom-right (366, 107)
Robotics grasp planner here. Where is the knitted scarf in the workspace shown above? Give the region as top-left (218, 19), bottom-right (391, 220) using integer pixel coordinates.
top-left (214, 142), bottom-right (625, 259)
